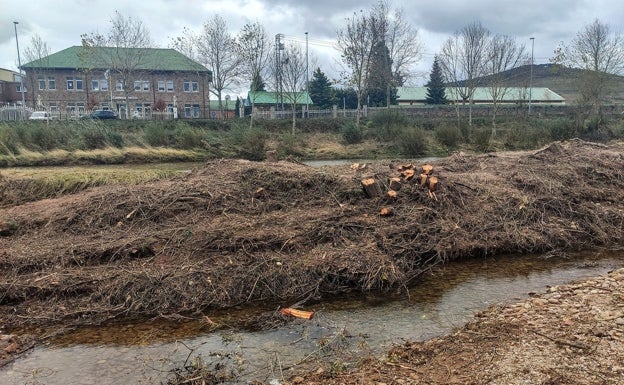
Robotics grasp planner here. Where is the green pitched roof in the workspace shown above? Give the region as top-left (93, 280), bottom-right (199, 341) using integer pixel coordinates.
top-left (397, 87), bottom-right (565, 103)
top-left (22, 46), bottom-right (210, 73)
top-left (247, 91), bottom-right (313, 105)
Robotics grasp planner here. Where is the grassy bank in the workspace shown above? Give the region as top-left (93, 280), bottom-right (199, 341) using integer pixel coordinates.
top-left (1, 110), bottom-right (623, 167)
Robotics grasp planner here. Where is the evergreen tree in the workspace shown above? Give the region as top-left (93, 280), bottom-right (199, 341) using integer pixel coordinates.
top-left (334, 88), bottom-right (358, 109)
top-left (425, 56), bottom-right (449, 104)
top-left (308, 67), bottom-right (336, 109)
top-left (250, 72), bottom-right (266, 92)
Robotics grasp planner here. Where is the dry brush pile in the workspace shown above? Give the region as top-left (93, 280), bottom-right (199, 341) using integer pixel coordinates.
top-left (1, 139), bottom-right (624, 331)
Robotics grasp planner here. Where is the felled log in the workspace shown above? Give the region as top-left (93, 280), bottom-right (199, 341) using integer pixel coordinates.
top-left (362, 178), bottom-right (383, 198)
top-left (388, 177), bottom-right (402, 191)
top-left (386, 189), bottom-right (398, 201)
top-left (380, 206), bottom-right (394, 216)
top-left (280, 308), bottom-right (314, 320)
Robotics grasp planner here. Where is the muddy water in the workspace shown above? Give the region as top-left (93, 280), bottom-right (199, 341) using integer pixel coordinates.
top-left (2, 251), bottom-right (623, 385)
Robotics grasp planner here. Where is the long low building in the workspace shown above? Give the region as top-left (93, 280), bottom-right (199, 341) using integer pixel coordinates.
top-left (397, 86), bottom-right (565, 106)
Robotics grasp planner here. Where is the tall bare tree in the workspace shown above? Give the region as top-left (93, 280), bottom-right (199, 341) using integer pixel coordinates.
top-left (555, 19), bottom-right (624, 118)
top-left (81, 11), bottom-right (152, 118)
top-left (236, 21), bottom-right (272, 128)
top-left (194, 15), bottom-right (243, 117)
top-left (374, 1), bottom-right (423, 86)
top-left (279, 44), bottom-right (309, 133)
top-left (337, 10), bottom-right (374, 127)
top-left (439, 21), bottom-right (490, 133)
top-left (484, 34), bottom-right (526, 133)
top-left (23, 34), bottom-right (51, 110)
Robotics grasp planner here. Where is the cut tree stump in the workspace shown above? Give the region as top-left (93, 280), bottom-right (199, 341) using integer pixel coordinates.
top-left (388, 177), bottom-right (402, 191)
top-left (401, 169), bottom-right (415, 181)
top-left (422, 164), bottom-right (433, 175)
top-left (362, 178), bottom-right (383, 198)
top-left (380, 207), bottom-right (394, 216)
top-left (386, 189), bottom-right (398, 201)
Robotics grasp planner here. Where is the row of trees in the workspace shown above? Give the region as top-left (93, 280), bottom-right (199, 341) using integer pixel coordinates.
top-left (22, 5), bottom-right (624, 133)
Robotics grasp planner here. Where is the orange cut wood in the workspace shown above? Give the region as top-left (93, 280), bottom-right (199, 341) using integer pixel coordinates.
top-left (388, 177), bottom-right (402, 191)
top-left (401, 169), bottom-right (415, 181)
top-left (380, 206), bottom-right (394, 216)
top-left (422, 164), bottom-right (433, 175)
top-left (386, 189), bottom-right (398, 201)
top-left (428, 176), bottom-right (438, 192)
top-left (280, 308), bottom-right (315, 320)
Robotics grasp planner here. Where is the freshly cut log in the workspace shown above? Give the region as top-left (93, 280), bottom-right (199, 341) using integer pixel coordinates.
top-left (422, 164), bottom-right (433, 175)
top-left (280, 308), bottom-right (314, 320)
top-left (362, 178), bottom-right (383, 198)
top-left (420, 173), bottom-right (428, 187)
top-left (380, 206), bottom-right (394, 216)
top-left (388, 177), bottom-right (402, 191)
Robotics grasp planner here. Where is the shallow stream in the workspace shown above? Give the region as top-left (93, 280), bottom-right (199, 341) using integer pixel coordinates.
top-left (2, 250), bottom-right (623, 385)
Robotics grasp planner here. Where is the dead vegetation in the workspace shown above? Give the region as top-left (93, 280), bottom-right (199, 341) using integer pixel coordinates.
top-left (1, 139), bottom-right (624, 339)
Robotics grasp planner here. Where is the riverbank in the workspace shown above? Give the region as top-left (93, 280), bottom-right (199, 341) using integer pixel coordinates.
top-left (2, 139), bottom-right (624, 378)
top-left (298, 266), bottom-right (624, 385)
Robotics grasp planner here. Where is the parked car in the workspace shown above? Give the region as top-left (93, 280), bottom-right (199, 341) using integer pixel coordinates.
top-left (82, 110), bottom-right (118, 120)
top-left (29, 111), bottom-right (54, 121)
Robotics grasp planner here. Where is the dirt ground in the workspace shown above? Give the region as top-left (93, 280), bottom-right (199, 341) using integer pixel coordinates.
top-left (2, 139), bottom-right (624, 383)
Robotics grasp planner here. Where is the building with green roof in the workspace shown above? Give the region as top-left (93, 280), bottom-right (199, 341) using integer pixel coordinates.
top-left (21, 46), bottom-right (212, 119)
top-left (397, 86), bottom-right (565, 106)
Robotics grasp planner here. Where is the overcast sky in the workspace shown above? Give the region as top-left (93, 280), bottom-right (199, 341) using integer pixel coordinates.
top-left (1, 0), bottom-right (623, 96)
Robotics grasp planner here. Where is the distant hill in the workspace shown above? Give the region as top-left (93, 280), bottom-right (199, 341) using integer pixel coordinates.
top-left (465, 64), bottom-right (624, 105)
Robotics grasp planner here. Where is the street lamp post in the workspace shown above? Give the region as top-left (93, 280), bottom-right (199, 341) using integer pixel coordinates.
top-left (305, 31), bottom-right (309, 119)
top-left (529, 37), bottom-right (535, 115)
top-left (14, 21), bottom-right (26, 119)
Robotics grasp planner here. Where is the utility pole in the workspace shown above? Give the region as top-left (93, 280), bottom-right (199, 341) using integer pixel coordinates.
top-left (529, 37), bottom-right (535, 115)
top-left (14, 21), bottom-right (26, 119)
top-left (305, 31), bottom-right (309, 118)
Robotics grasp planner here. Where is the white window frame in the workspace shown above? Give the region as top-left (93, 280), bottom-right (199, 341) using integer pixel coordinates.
top-left (48, 77), bottom-right (56, 90)
top-left (92, 80), bottom-right (100, 91)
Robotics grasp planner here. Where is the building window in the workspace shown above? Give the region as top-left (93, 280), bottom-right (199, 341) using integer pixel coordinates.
top-left (76, 77), bottom-right (83, 91)
top-left (116, 80), bottom-right (123, 91)
top-left (49, 102), bottom-right (58, 112)
top-left (184, 104), bottom-right (191, 118)
top-left (166, 80), bottom-right (174, 92)
top-left (38, 77), bottom-right (46, 90)
top-left (134, 81), bottom-right (149, 92)
top-left (101, 79), bottom-right (108, 91)
top-left (48, 77), bottom-right (56, 90)
top-left (66, 77), bottom-right (74, 90)
top-left (184, 81), bottom-right (199, 92)
top-left (157, 81), bottom-right (165, 92)
top-left (92, 80), bottom-right (100, 91)
top-left (166, 103), bottom-right (174, 113)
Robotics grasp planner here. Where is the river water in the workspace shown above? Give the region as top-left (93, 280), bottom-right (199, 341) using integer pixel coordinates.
top-left (2, 251), bottom-right (623, 385)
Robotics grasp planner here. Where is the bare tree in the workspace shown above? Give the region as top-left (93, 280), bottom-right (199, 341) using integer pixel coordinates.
top-left (484, 34), bottom-right (526, 134)
top-left (375, 1), bottom-right (423, 86)
top-left (81, 11), bottom-right (152, 118)
top-left (279, 45), bottom-right (308, 134)
top-left (196, 15), bottom-right (243, 117)
top-left (439, 21), bottom-right (490, 133)
top-left (236, 21), bottom-right (272, 128)
top-left (555, 19), bottom-right (624, 118)
top-left (337, 10), bottom-right (375, 127)
top-left (23, 34), bottom-right (51, 110)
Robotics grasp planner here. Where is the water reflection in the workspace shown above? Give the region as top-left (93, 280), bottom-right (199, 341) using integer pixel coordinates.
top-left (2, 251), bottom-right (623, 384)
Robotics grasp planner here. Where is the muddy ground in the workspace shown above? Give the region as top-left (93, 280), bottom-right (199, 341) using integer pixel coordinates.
top-left (1, 139), bottom-right (624, 382)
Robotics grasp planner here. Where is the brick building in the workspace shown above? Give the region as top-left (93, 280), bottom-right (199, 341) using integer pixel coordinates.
top-left (21, 46), bottom-right (212, 119)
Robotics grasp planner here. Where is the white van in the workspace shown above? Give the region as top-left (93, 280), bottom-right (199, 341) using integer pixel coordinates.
top-left (29, 111), bottom-right (53, 121)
